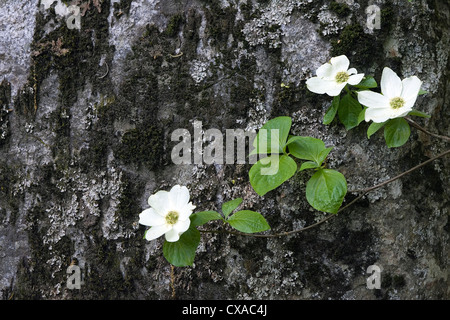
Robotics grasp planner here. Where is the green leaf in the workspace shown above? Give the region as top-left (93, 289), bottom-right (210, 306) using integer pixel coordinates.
top-left (251, 116), bottom-right (292, 155)
top-left (323, 96), bottom-right (340, 125)
top-left (354, 76), bottom-right (377, 89)
top-left (162, 226), bottom-right (200, 267)
top-left (338, 94), bottom-right (363, 130)
top-left (357, 107), bottom-right (366, 125)
top-left (190, 211), bottom-right (223, 227)
top-left (384, 118), bottom-right (411, 148)
top-left (418, 89), bottom-right (428, 95)
top-left (408, 110), bottom-right (431, 118)
top-left (222, 198), bottom-right (243, 218)
top-left (299, 161), bottom-right (320, 171)
top-left (249, 155), bottom-right (297, 196)
top-left (306, 169), bottom-right (347, 214)
top-left (367, 121), bottom-right (386, 139)
top-left (226, 210), bottom-right (270, 233)
top-left (317, 147), bottom-right (333, 165)
top-left (286, 136), bottom-right (330, 166)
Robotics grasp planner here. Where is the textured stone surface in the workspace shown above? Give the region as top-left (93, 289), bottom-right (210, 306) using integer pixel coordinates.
top-left (0, 0), bottom-right (448, 300)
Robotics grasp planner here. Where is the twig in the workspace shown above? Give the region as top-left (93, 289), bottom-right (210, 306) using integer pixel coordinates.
top-left (405, 117), bottom-right (450, 142)
top-left (97, 62), bottom-right (109, 79)
top-left (200, 148), bottom-right (450, 238)
top-left (169, 52), bottom-right (183, 58)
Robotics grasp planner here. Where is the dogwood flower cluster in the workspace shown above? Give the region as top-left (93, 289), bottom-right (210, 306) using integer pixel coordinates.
top-left (307, 55), bottom-right (423, 123)
top-left (139, 185), bottom-right (196, 242)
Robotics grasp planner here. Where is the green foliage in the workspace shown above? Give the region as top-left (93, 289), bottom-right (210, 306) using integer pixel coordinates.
top-left (367, 121), bottom-right (386, 139)
top-left (318, 70), bottom-right (427, 149)
top-left (190, 211), bottom-right (223, 227)
top-left (384, 118), bottom-right (411, 148)
top-left (251, 116), bottom-right (291, 155)
top-left (163, 226), bottom-right (200, 267)
top-left (227, 210), bottom-right (270, 233)
top-left (164, 199), bottom-right (270, 266)
top-left (354, 76), bottom-right (378, 89)
top-left (337, 93), bottom-right (364, 130)
top-left (249, 155), bottom-right (297, 196)
top-left (287, 136), bottom-right (332, 166)
top-left (249, 117), bottom-right (347, 215)
top-left (323, 96), bottom-right (340, 125)
top-left (222, 198), bottom-right (243, 218)
top-left (408, 110), bottom-right (430, 118)
top-left (147, 50), bottom-right (434, 268)
top-left (306, 169), bottom-right (347, 214)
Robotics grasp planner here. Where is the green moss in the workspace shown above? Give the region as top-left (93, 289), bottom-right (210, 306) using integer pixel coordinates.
top-left (380, 2), bottom-right (396, 35)
top-left (272, 81), bottom-right (324, 116)
top-left (377, 272), bottom-right (407, 299)
top-left (113, 0), bottom-right (134, 17)
top-left (0, 80), bottom-right (11, 146)
top-left (13, 207), bottom-right (55, 299)
top-left (115, 126), bottom-right (163, 170)
top-left (201, 1), bottom-right (237, 45)
top-left (392, 274), bottom-right (406, 288)
top-left (0, 161), bottom-right (20, 223)
top-left (116, 174), bottom-right (143, 220)
top-left (331, 23), bottom-right (381, 68)
top-left (165, 14), bottom-right (184, 37)
top-left (329, 1), bottom-right (351, 17)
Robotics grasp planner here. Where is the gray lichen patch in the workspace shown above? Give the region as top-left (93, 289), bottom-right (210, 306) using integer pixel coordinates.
top-left (0, 1), bottom-right (37, 98)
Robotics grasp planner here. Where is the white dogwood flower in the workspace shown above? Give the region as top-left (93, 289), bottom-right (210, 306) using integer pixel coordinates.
top-left (358, 67), bottom-right (422, 123)
top-left (139, 185), bottom-right (196, 242)
top-left (306, 55), bottom-right (364, 96)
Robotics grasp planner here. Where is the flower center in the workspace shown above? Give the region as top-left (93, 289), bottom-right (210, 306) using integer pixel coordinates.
top-left (335, 71), bottom-right (350, 83)
top-left (165, 211), bottom-right (179, 225)
top-left (390, 97), bottom-right (405, 109)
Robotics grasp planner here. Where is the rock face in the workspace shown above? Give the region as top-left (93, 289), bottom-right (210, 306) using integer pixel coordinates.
top-left (0, 0), bottom-right (448, 300)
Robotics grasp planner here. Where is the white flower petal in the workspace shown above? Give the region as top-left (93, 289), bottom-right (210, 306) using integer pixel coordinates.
top-left (325, 82), bottom-right (347, 97)
top-left (365, 107), bottom-right (392, 123)
top-left (347, 68), bottom-right (357, 75)
top-left (401, 76), bottom-right (422, 105)
top-left (403, 97), bottom-right (418, 111)
top-left (380, 67), bottom-right (402, 98)
top-left (306, 77), bottom-right (328, 94)
top-left (394, 105), bottom-right (413, 118)
top-left (357, 90), bottom-right (390, 109)
top-left (139, 208), bottom-right (165, 226)
top-left (330, 55), bottom-right (350, 73)
top-left (148, 190), bottom-right (170, 216)
top-left (165, 228), bottom-right (181, 242)
top-left (306, 77), bottom-right (346, 96)
top-left (347, 73), bottom-right (365, 86)
top-left (173, 218), bottom-right (191, 234)
top-left (145, 224), bottom-right (171, 241)
top-left (169, 185), bottom-right (190, 209)
top-left (316, 62), bottom-right (334, 79)
top-left (178, 202), bottom-right (196, 221)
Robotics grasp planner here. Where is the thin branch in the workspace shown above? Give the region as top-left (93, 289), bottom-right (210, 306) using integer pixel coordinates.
top-left (356, 148), bottom-right (450, 194)
top-left (405, 117), bottom-right (450, 142)
top-left (199, 148), bottom-right (450, 238)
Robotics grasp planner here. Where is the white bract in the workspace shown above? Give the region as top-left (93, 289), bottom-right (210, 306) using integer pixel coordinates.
top-left (358, 67), bottom-right (422, 123)
top-left (306, 55), bottom-right (365, 96)
top-left (139, 185), bottom-right (196, 242)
